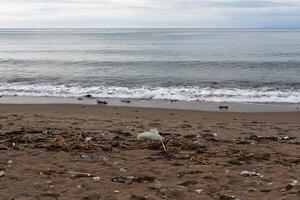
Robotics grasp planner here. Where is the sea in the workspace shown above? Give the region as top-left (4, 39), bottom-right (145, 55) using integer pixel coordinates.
top-left (0, 28), bottom-right (300, 103)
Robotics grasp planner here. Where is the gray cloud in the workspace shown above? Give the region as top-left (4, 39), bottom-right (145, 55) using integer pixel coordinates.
top-left (0, 0), bottom-right (299, 28)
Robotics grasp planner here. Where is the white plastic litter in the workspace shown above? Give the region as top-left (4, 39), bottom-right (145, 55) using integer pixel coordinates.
top-left (137, 129), bottom-right (164, 140)
top-left (240, 171), bottom-right (264, 178)
top-left (137, 129), bottom-right (166, 151)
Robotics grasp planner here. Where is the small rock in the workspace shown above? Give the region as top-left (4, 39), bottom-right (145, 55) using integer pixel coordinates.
top-left (120, 168), bottom-right (127, 173)
top-left (220, 194), bottom-right (237, 200)
top-left (112, 176), bottom-right (126, 183)
top-left (46, 180), bottom-right (53, 184)
top-left (77, 97), bottom-right (83, 100)
top-left (114, 190), bottom-right (120, 194)
top-left (0, 170), bottom-right (5, 177)
top-left (8, 160), bottom-right (13, 164)
top-left (154, 182), bottom-right (163, 189)
top-left (178, 180), bottom-right (198, 188)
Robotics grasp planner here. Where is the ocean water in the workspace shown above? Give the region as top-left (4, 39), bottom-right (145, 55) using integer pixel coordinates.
top-left (0, 28), bottom-right (300, 103)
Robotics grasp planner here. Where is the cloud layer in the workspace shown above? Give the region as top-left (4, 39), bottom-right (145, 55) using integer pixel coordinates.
top-left (0, 0), bottom-right (299, 28)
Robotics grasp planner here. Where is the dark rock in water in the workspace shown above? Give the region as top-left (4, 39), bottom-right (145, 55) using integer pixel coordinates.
top-left (77, 97), bottom-right (83, 101)
top-left (219, 105), bottom-right (229, 110)
top-left (178, 180), bottom-right (198, 187)
top-left (96, 100), bottom-right (108, 105)
top-left (0, 95), bottom-right (2, 98)
top-left (121, 99), bottom-right (131, 103)
top-left (112, 176), bottom-right (126, 183)
top-left (84, 94), bottom-right (92, 98)
top-left (170, 99), bottom-right (178, 103)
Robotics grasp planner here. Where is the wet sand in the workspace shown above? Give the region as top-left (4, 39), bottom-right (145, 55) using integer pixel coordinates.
top-left (0, 104), bottom-right (299, 200)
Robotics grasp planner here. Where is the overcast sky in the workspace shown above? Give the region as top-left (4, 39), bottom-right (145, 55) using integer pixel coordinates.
top-left (0, 0), bottom-right (299, 28)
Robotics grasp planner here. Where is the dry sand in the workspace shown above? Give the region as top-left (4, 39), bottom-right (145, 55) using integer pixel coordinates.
top-left (0, 104), bottom-right (299, 200)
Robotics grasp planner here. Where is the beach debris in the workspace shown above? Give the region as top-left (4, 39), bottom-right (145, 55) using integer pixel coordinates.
top-left (0, 170), bottom-right (5, 177)
top-left (178, 180), bottom-right (198, 188)
top-left (121, 99), bottom-right (131, 103)
top-left (42, 130), bottom-right (54, 139)
top-left (93, 176), bottom-right (101, 182)
top-left (240, 171), bottom-right (264, 178)
top-left (96, 100), bottom-right (108, 105)
top-left (201, 132), bottom-right (218, 141)
top-left (281, 179), bottom-right (298, 192)
top-left (69, 171), bottom-right (92, 178)
top-left (84, 94), bottom-right (92, 98)
top-left (195, 189), bottom-right (203, 194)
top-left (112, 176), bottom-right (126, 183)
top-left (248, 134), bottom-right (296, 142)
top-left (137, 129), bottom-right (166, 151)
top-left (220, 194), bottom-right (239, 200)
top-left (85, 136), bottom-right (93, 142)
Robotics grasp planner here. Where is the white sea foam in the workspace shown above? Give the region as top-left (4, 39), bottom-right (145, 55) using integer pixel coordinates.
top-left (0, 83), bottom-right (299, 103)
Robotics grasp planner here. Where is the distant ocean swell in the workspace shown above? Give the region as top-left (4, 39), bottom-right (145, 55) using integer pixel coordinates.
top-left (0, 83), bottom-right (299, 103)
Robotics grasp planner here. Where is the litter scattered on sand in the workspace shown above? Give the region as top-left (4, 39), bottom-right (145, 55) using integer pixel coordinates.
top-left (0, 170), bottom-right (5, 177)
top-left (240, 171), bottom-right (264, 178)
top-left (137, 129), bottom-right (166, 151)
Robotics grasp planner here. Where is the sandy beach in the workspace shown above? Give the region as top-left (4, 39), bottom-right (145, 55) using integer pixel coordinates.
top-left (0, 104), bottom-right (299, 199)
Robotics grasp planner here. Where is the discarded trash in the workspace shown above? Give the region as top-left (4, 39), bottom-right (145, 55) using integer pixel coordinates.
top-left (93, 176), bottom-right (101, 182)
top-left (85, 137), bottom-right (93, 142)
top-left (281, 179), bottom-right (298, 191)
top-left (240, 171), bottom-right (264, 178)
top-left (195, 189), bottom-right (203, 194)
top-left (69, 171), bottom-right (92, 178)
top-left (0, 170), bottom-right (5, 177)
top-left (137, 129), bottom-right (166, 151)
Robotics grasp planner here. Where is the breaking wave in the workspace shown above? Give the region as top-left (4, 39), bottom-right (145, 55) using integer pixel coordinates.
top-left (0, 83), bottom-right (299, 103)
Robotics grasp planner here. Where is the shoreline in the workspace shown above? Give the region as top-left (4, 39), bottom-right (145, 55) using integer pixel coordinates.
top-left (0, 96), bottom-right (299, 112)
